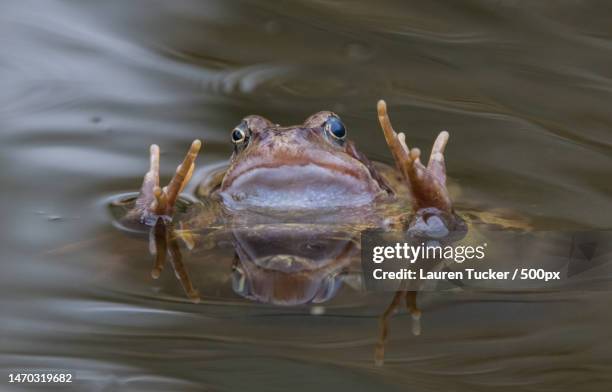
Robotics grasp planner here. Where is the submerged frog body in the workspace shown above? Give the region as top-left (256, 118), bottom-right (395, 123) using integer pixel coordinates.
top-left (121, 100), bottom-right (468, 365)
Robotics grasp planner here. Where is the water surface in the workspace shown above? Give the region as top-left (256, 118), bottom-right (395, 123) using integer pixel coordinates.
top-left (2, 1), bottom-right (612, 391)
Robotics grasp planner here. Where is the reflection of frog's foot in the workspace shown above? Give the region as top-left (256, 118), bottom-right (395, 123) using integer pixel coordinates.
top-left (406, 291), bottom-right (421, 336)
top-left (377, 100), bottom-right (452, 213)
top-left (130, 140), bottom-right (201, 225)
top-left (375, 291), bottom-right (402, 366)
top-left (374, 290), bottom-right (421, 366)
top-left (150, 218), bottom-right (201, 304)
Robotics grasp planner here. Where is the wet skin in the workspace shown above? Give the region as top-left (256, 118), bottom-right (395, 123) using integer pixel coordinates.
top-left (122, 100), bottom-right (466, 365)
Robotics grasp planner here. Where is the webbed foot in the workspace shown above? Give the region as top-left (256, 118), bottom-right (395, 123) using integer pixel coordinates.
top-left (129, 140), bottom-right (201, 225)
top-left (377, 100), bottom-right (452, 213)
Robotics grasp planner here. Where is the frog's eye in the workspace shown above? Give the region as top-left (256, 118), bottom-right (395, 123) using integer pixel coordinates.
top-left (324, 115), bottom-right (347, 140)
top-left (231, 122), bottom-right (249, 145)
top-left (232, 128), bottom-right (246, 144)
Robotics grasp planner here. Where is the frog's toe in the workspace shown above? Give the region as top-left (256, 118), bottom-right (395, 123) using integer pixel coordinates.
top-left (164, 139), bottom-right (201, 208)
top-left (428, 130), bottom-right (449, 185)
top-left (127, 144), bottom-right (161, 223)
top-left (377, 100), bottom-right (413, 171)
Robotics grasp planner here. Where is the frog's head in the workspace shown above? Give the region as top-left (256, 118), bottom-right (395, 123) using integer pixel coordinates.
top-left (219, 112), bottom-right (388, 209)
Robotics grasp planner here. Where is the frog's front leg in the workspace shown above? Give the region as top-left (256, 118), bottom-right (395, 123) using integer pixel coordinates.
top-left (377, 100), bottom-right (452, 213)
top-left (127, 139), bottom-right (201, 225)
top-left (377, 101), bottom-right (467, 239)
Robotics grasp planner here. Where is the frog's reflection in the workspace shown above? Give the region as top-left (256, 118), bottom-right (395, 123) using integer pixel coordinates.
top-left (149, 217), bottom-right (429, 366)
top-left (229, 224), bottom-right (357, 305)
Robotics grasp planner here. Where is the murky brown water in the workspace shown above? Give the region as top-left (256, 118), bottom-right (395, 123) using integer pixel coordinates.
top-left (2, 1), bottom-right (612, 391)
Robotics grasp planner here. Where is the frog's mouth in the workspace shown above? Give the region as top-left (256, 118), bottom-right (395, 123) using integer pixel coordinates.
top-left (220, 158), bottom-right (382, 209)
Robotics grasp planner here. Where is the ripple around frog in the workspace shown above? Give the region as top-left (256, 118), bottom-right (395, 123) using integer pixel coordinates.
top-left (107, 192), bottom-right (198, 233)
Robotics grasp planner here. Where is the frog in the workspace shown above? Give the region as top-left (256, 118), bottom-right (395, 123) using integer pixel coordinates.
top-left (119, 100), bottom-right (472, 365)
top-left (126, 100), bottom-right (463, 233)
